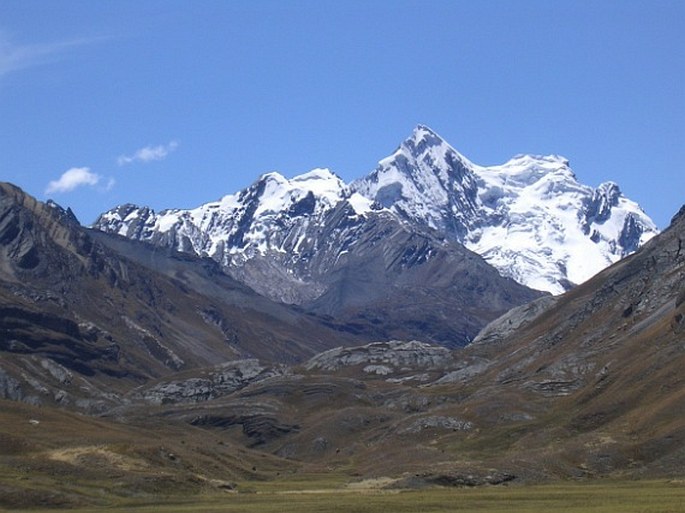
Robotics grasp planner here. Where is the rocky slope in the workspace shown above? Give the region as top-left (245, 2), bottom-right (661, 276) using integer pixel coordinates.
top-left (0, 182), bottom-right (368, 411)
top-left (94, 125), bottom-right (657, 295)
top-left (126, 202), bottom-right (684, 481)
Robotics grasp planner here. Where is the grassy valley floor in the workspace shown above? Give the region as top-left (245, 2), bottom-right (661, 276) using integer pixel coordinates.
top-left (5, 479), bottom-right (684, 513)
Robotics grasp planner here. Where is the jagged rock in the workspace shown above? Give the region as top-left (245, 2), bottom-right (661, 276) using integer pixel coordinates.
top-left (40, 358), bottom-right (73, 385)
top-left (89, 125), bottom-right (659, 346)
top-left (304, 340), bottom-right (453, 372)
top-left (134, 359), bottom-right (287, 405)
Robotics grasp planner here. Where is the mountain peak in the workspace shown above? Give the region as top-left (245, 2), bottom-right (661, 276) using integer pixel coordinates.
top-left (413, 123), bottom-right (441, 138)
top-left (257, 171), bottom-right (288, 184)
top-left (290, 168), bottom-right (346, 193)
top-left (671, 204), bottom-right (685, 227)
top-left (406, 124), bottom-right (449, 154)
top-left (292, 167), bottom-right (339, 181)
top-left (0, 181), bottom-right (24, 197)
top-left (596, 181), bottom-right (622, 199)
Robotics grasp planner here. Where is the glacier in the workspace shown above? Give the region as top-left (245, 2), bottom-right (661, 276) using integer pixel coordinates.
top-left (94, 125), bottom-right (658, 295)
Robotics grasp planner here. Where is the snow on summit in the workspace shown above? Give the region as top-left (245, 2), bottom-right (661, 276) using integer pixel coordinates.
top-left (93, 125), bottom-right (658, 295)
top-left (353, 125), bottom-right (657, 294)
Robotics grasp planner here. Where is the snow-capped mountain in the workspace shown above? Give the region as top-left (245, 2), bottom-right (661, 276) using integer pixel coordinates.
top-left (96, 168), bottom-right (375, 303)
top-left (99, 168), bottom-right (353, 261)
top-left (96, 193), bottom-right (541, 347)
top-left (94, 125), bottom-right (657, 296)
top-left (352, 125), bottom-right (658, 293)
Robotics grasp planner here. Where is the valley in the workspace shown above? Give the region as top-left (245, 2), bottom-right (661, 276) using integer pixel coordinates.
top-left (0, 130), bottom-right (682, 510)
top-left (6, 472), bottom-right (685, 513)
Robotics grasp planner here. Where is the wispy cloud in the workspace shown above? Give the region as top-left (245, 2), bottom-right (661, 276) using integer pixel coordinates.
top-left (0, 32), bottom-right (92, 78)
top-left (103, 177), bottom-right (116, 191)
top-left (45, 167), bottom-right (101, 194)
top-left (117, 141), bottom-right (179, 166)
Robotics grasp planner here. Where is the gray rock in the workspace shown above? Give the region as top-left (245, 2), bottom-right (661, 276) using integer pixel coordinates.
top-left (0, 368), bottom-right (23, 401)
top-left (434, 357), bottom-right (492, 384)
top-left (40, 358), bottom-right (73, 385)
top-left (399, 415), bottom-right (473, 434)
top-left (305, 340), bottom-right (453, 372)
top-left (135, 359), bottom-right (286, 405)
top-left (470, 295), bottom-right (557, 346)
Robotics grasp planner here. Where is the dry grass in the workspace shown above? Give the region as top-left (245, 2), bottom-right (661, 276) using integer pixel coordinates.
top-left (4, 479), bottom-right (684, 513)
top-left (45, 445), bottom-right (150, 471)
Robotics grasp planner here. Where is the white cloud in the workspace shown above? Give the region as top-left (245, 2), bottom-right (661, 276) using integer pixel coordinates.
top-left (104, 177), bottom-right (116, 191)
top-left (0, 32), bottom-right (91, 78)
top-left (118, 141), bottom-right (179, 166)
top-left (45, 167), bottom-right (101, 194)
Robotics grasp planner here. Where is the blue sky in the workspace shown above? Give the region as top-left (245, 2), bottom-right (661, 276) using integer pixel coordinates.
top-left (1, 0), bottom-right (683, 227)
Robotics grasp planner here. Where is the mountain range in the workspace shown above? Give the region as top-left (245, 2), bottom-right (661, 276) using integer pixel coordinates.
top-left (94, 125), bottom-right (657, 296)
top-left (0, 127), bottom-right (681, 508)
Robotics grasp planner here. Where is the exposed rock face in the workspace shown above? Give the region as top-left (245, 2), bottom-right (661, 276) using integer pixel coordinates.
top-left (304, 340), bottom-right (453, 372)
top-left (89, 126), bottom-right (660, 346)
top-left (440, 203), bottom-right (685, 476)
top-left (190, 411), bottom-right (300, 447)
top-left (0, 183), bottom-right (96, 284)
top-left (469, 295), bottom-right (558, 346)
top-left (392, 471), bottom-right (517, 488)
top-left (313, 211), bottom-right (546, 346)
top-left (94, 169), bottom-right (353, 305)
top-left (133, 360), bottom-right (288, 405)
